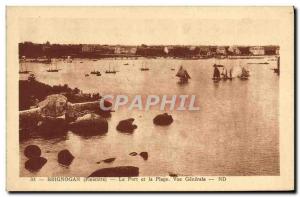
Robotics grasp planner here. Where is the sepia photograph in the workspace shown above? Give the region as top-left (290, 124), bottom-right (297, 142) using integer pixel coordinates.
top-left (6, 6), bottom-right (294, 191)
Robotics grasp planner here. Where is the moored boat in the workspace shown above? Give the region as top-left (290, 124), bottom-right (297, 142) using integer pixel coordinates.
top-left (176, 66), bottom-right (191, 84)
top-left (140, 62), bottom-right (150, 71)
top-left (105, 64), bottom-right (117, 74)
top-left (238, 67), bottom-right (250, 80)
top-left (212, 66), bottom-right (221, 82)
top-left (47, 59), bottom-right (60, 72)
top-left (91, 70), bottom-right (100, 75)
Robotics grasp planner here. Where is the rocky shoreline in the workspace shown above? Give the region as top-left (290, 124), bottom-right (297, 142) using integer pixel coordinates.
top-left (19, 78), bottom-right (175, 177)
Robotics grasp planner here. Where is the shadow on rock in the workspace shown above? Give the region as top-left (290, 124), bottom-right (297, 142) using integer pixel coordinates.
top-left (37, 118), bottom-right (68, 133)
top-left (88, 166), bottom-right (139, 177)
top-left (20, 128), bottom-right (68, 142)
top-left (116, 118), bottom-right (137, 134)
top-left (69, 113), bottom-right (108, 137)
top-left (153, 113), bottom-right (173, 126)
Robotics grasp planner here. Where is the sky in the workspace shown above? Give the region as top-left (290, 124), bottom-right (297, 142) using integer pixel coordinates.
top-left (18, 12), bottom-right (282, 46)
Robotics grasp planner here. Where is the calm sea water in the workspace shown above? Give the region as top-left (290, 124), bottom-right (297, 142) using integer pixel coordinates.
top-left (20, 57), bottom-right (279, 177)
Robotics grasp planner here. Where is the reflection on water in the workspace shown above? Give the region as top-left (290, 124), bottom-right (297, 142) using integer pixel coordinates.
top-left (20, 57), bottom-right (279, 177)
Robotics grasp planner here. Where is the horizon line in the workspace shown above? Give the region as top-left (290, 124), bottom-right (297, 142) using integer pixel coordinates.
top-left (19, 41), bottom-right (280, 47)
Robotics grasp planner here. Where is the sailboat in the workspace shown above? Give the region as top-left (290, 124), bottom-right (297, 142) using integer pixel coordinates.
top-left (19, 56), bottom-right (30, 74)
top-left (66, 56), bottom-right (72, 63)
top-left (47, 59), bottom-right (59, 72)
top-left (105, 63), bottom-right (116, 74)
top-left (212, 66), bottom-right (221, 82)
top-left (176, 66), bottom-right (191, 84)
top-left (221, 68), bottom-right (233, 81)
top-left (238, 67), bottom-right (250, 80)
top-left (140, 62), bottom-right (149, 71)
top-left (273, 56), bottom-right (280, 75)
top-left (228, 68), bottom-right (233, 80)
top-left (221, 68), bottom-right (227, 80)
top-left (91, 70), bottom-right (101, 75)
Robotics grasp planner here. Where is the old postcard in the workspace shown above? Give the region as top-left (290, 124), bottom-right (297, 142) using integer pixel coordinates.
top-left (6, 6), bottom-right (294, 191)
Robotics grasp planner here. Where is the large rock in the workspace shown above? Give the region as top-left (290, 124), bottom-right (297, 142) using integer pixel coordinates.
top-left (24, 145), bottom-right (42, 159)
top-left (19, 108), bottom-right (41, 130)
top-left (116, 118), bottom-right (137, 133)
top-left (25, 157), bottom-right (47, 172)
top-left (153, 113), bottom-right (173, 126)
top-left (57, 149), bottom-right (74, 166)
top-left (38, 94), bottom-right (68, 118)
top-left (139, 152), bottom-right (149, 160)
top-left (88, 166), bottom-right (139, 177)
top-left (69, 113), bottom-right (108, 135)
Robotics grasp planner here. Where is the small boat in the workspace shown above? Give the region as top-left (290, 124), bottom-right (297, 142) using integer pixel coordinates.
top-left (90, 70), bottom-right (100, 75)
top-left (176, 66), bottom-right (191, 84)
top-left (47, 59), bottom-right (60, 72)
top-left (66, 56), bottom-right (72, 63)
top-left (19, 56), bottom-right (30, 74)
top-left (124, 63), bottom-right (129, 65)
top-left (171, 68), bottom-right (175, 71)
top-left (105, 65), bottom-right (117, 74)
top-left (140, 68), bottom-right (149, 71)
top-left (85, 74), bottom-right (89, 77)
top-left (80, 61), bottom-right (83, 63)
top-left (228, 68), bottom-right (233, 80)
top-left (140, 63), bottom-right (150, 71)
top-left (221, 68), bottom-right (228, 80)
top-left (19, 70), bottom-right (30, 74)
top-left (272, 56), bottom-right (280, 75)
top-left (105, 70), bottom-right (117, 74)
top-left (96, 72), bottom-right (101, 76)
top-left (47, 69), bottom-right (59, 72)
top-left (212, 66), bottom-right (221, 82)
top-left (238, 67), bottom-right (250, 80)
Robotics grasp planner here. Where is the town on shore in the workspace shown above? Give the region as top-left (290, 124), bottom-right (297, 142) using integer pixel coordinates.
top-left (19, 41), bottom-right (279, 60)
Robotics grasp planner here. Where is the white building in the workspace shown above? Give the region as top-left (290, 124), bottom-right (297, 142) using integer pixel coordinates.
top-left (249, 46), bottom-right (265, 55)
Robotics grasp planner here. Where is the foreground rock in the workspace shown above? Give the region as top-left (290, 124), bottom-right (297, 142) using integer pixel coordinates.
top-left (69, 113), bottom-right (108, 135)
top-left (103, 158), bottom-right (116, 163)
top-left (58, 149), bottom-right (74, 166)
top-left (139, 152), bottom-right (149, 160)
top-left (38, 94), bottom-right (68, 118)
top-left (24, 145), bottom-right (41, 159)
top-left (96, 158), bottom-right (116, 164)
top-left (25, 157), bottom-right (47, 172)
top-left (19, 93), bottom-right (112, 131)
top-left (88, 166), bottom-right (139, 177)
top-left (116, 118), bottom-right (137, 133)
top-left (153, 113), bottom-right (173, 126)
